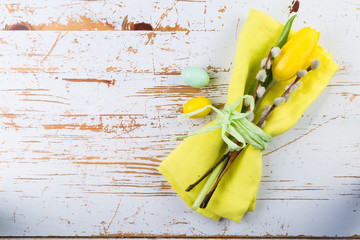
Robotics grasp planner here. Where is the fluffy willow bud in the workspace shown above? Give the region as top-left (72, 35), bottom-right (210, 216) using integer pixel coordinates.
top-left (297, 69), bottom-right (308, 78)
top-left (256, 86), bottom-right (266, 97)
top-left (311, 59), bottom-right (321, 70)
top-left (246, 112), bottom-right (254, 122)
top-left (274, 97), bottom-right (286, 106)
top-left (261, 58), bottom-right (272, 69)
top-left (271, 47), bottom-right (281, 58)
top-left (256, 69), bottom-right (267, 82)
top-left (284, 94), bottom-right (291, 102)
top-left (272, 27), bottom-right (320, 81)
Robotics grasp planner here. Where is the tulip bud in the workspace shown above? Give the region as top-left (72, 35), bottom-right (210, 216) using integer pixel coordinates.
top-left (272, 27), bottom-right (320, 81)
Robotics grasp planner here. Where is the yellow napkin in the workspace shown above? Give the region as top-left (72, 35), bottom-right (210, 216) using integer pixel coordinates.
top-left (158, 9), bottom-right (339, 222)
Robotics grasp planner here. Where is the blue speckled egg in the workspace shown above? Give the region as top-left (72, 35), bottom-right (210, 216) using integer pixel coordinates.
top-left (181, 67), bottom-right (210, 88)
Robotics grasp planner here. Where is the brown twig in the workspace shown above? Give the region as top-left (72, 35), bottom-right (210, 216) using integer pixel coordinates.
top-left (257, 65), bottom-right (311, 127)
top-left (200, 147), bottom-right (245, 208)
top-left (185, 151), bottom-right (231, 192)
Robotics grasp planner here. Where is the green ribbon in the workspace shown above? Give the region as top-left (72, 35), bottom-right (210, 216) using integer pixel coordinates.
top-left (172, 95), bottom-right (272, 151)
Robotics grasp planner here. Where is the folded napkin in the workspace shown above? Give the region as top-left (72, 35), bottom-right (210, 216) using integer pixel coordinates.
top-left (158, 9), bottom-right (339, 222)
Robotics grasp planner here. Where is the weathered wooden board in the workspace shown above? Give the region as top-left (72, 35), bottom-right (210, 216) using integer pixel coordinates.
top-left (0, 0), bottom-right (359, 238)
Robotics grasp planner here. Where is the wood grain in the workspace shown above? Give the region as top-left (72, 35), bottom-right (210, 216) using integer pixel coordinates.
top-left (0, 0), bottom-right (359, 238)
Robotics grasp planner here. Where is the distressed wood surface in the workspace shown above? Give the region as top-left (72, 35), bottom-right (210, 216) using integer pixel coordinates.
top-left (0, 0), bottom-right (359, 238)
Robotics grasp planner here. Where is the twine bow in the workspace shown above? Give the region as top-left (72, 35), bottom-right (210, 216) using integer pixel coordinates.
top-left (172, 95), bottom-right (272, 151)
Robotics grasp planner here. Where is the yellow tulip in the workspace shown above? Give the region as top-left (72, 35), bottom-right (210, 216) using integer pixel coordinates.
top-left (272, 27), bottom-right (320, 81)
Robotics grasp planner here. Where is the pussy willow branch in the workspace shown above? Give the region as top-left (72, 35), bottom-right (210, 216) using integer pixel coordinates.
top-left (187, 52), bottom-right (274, 192)
top-left (199, 64), bottom-right (314, 208)
top-left (248, 49), bottom-right (273, 111)
top-left (257, 65), bottom-right (311, 127)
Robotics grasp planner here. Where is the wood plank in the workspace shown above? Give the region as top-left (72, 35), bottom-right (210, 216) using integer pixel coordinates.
top-left (0, 0), bottom-right (360, 237)
top-left (0, 0), bottom-right (222, 31)
top-left (0, 73), bottom-right (359, 236)
top-left (0, 31), bottom-right (235, 75)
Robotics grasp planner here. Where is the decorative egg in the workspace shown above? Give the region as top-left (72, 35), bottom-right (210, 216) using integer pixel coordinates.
top-left (183, 97), bottom-right (212, 118)
top-left (181, 67), bottom-right (210, 88)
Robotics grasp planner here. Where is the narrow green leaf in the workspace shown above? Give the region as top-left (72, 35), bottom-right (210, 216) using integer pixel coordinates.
top-left (191, 160), bottom-right (226, 211)
top-left (248, 79), bottom-right (258, 97)
top-left (274, 14), bottom-right (297, 48)
top-left (262, 69), bottom-right (273, 89)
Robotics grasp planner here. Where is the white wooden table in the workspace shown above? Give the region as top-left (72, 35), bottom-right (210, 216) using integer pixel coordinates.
top-left (0, 0), bottom-right (359, 238)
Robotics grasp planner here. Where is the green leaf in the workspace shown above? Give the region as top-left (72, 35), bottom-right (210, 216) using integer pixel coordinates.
top-left (262, 69), bottom-right (273, 89)
top-left (248, 78), bottom-right (258, 97)
top-left (274, 14), bottom-right (297, 48)
top-left (191, 160), bottom-right (226, 211)
top-left (244, 15), bottom-right (296, 113)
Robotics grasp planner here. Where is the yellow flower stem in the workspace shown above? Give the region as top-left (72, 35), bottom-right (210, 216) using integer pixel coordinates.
top-left (191, 157), bottom-right (228, 210)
